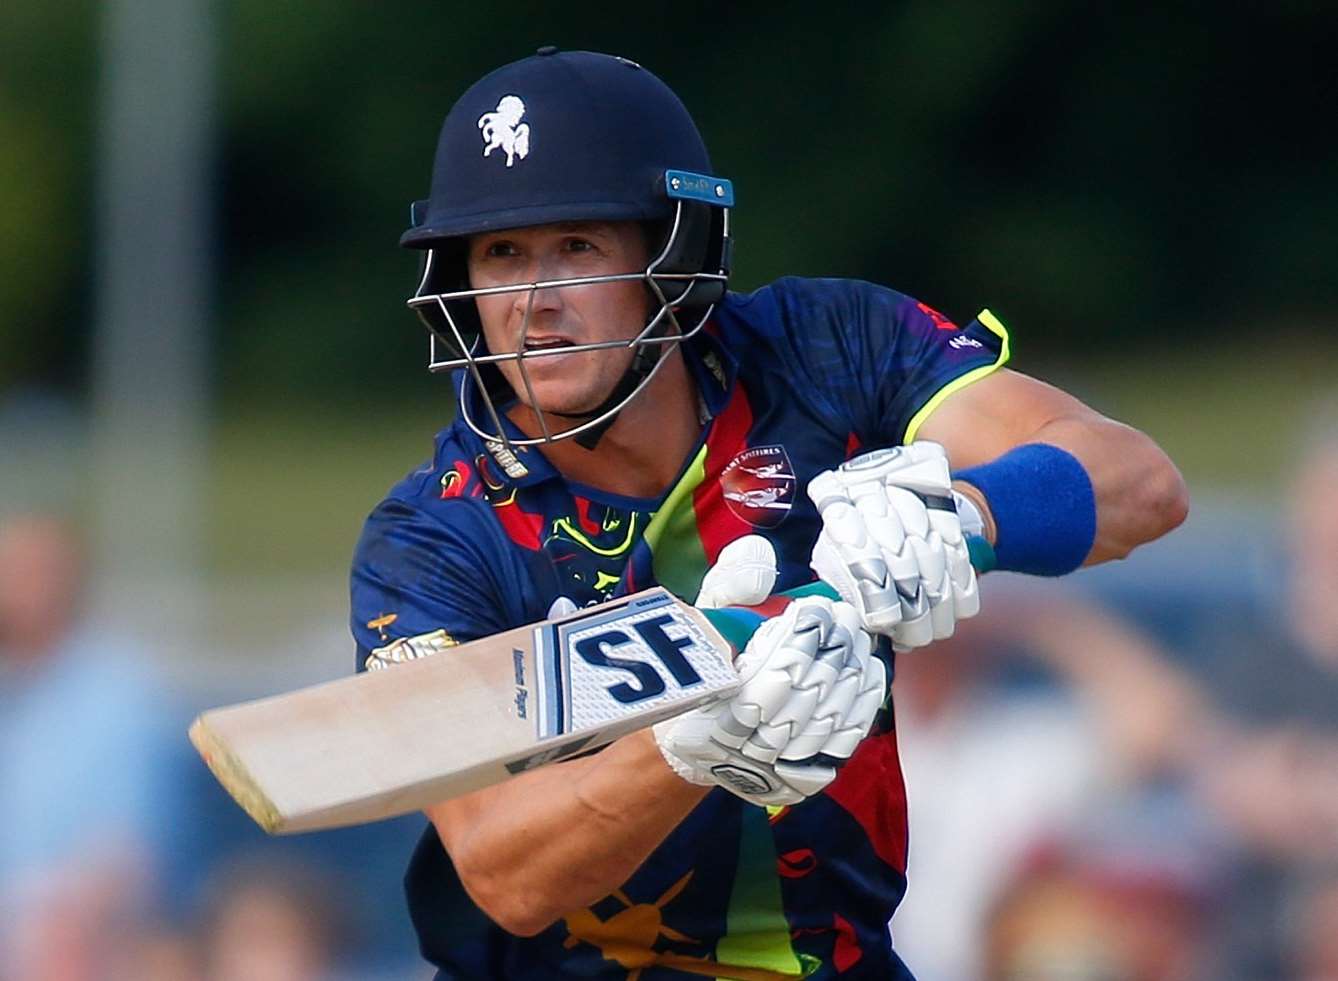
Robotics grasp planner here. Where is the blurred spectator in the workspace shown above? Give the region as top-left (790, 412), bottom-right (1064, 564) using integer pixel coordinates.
top-left (0, 511), bottom-right (182, 978)
top-left (982, 810), bottom-right (1216, 981)
top-left (891, 607), bottom-right (1107, 979)
top-left (1286, 863), bottom-right (1338, 981)
top-left (110, 923), bottom-right (203, 981)
top-left (1173, 416), bottom-right (1338, 976)
top-left (1288, 412), bottom-right (1338, 682)
top-left (894, 411), bottom-right (1338, 979)
top-left (894, 562), bottom-right (1232, 978)
top-left (196, 856), bottom-right (353, 981)
top-left (1179, 408), bottom-right (1338, 734)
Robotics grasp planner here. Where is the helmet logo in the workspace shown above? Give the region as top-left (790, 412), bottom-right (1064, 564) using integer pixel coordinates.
top-left (478, 95), bottom-right (530, 168)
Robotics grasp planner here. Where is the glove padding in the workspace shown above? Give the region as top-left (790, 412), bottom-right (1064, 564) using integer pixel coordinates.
top-left (655, 594), bottom-right (886, 807)
top-left (807, 441), bottom-right (980, 651)
top-left (695, 535), bottom-right (778, 610)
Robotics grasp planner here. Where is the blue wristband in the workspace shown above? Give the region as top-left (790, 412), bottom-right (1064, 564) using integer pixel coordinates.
top-left (953, 444), bottom-right (1096, 576)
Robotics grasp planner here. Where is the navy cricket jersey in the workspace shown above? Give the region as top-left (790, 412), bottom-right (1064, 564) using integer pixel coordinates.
top-left (350, 277), bottom-right (1009, 979)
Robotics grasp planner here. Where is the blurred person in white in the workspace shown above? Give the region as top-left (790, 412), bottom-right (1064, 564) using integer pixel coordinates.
top-left (1177, 411), bottom-right (1338, 977)
top-left (888, 588), bottom-right (1182, 979)
top-left (0, 511), bottom-right (180, 979)
top-left (892, 407), bottom-right (1338, 979)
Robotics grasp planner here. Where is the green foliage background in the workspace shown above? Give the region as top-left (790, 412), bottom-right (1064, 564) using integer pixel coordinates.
top-left (4, 3), bottom-right (1337, 573)
top-left (6, 2), bottom-right (1335, 400)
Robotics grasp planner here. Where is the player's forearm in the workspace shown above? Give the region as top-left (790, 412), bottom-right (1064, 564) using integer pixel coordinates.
top-left (922, 370), bottom-right (1188, 572)
top-left (951, 415), bottom-right (1186, 569)
top-left (425, 728), bottom-right (708, 936)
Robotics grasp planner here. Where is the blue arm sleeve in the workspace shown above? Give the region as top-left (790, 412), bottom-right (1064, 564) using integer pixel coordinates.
top-left (954, 443), bottom-right (1097, 576)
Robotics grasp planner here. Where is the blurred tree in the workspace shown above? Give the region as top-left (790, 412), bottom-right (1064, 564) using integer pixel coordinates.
top-left (4, 1), bottom-right (1335, 405)
top-left (0, 1), bottom-right (96, 392)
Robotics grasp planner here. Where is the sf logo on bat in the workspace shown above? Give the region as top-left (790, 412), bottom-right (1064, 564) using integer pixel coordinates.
top-left (531, 592), bottom-right (736, 738)
top-left (571, 613), bottom-right (706, 703)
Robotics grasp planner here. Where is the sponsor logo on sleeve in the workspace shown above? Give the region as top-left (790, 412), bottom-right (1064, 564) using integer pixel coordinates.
top-left (363, 628), bottom-right (458, 672)
top-left (721, 445), bottom-right (796, 528)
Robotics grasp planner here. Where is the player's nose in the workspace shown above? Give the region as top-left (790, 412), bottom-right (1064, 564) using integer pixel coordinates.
top-left (510, 285), bottom-right (563, 343)
top-left (513, 261), bottom-right (563, 312)
top-left (511, 282), bottom-right (563, 318)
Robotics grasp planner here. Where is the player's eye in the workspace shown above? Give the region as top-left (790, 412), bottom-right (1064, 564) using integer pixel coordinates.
top-left (484, 240), bottom-right (519, 258)
top-left (563, 237), bottom-right (597, 254)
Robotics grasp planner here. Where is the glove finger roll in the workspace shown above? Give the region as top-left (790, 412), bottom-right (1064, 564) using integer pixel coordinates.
top-left (885, 485), bottom-right (932, 540)
top-left (774, 760), bottom-right (837, 798)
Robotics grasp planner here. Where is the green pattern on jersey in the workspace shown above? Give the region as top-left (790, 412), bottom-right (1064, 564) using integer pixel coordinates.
top-left (644, 443), bottom-right (710, 600)
top-left (714, 805), bottom-right (809, 978)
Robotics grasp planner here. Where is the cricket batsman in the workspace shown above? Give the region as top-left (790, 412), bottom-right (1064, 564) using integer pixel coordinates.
top-left (349, 48), bottom-right (1188, 979)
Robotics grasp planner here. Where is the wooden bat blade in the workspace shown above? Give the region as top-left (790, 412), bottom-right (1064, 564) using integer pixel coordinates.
top-left (190, 588), bottom-right (739, 834)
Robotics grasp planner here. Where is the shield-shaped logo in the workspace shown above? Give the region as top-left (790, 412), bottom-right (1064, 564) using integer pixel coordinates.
top-left (721, 445), bottom-right (795, 528)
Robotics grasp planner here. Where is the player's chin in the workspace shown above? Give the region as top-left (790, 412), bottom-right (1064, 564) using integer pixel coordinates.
top-left (528, 388), bottom-right (608, 419)
top-left (512, 362), bottom-right (623, 418)
top-left (521, 374), bottom-right (626, 421)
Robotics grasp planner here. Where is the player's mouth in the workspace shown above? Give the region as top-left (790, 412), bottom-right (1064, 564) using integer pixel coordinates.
top-left (521, 336), bottom-right (576, 354)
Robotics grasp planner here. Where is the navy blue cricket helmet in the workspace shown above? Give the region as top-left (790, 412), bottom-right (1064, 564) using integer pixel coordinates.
top-left (402, 48), bottom-right (734, 448)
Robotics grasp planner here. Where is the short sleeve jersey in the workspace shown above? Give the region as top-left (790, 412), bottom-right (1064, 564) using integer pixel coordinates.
top-left (350, 277), bottom-right (1009, 980)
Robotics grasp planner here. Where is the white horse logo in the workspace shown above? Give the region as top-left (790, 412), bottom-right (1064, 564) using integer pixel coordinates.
top-left (478, 95), bottom-right (530, 168)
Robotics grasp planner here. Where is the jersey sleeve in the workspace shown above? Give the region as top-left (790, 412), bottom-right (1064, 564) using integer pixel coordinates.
top-left (765, 278), bottom-right (1010, 448)
top-left (349, 495), bottom-right (536, 673)
top-left (883, 304), bottom-right (1011, 445)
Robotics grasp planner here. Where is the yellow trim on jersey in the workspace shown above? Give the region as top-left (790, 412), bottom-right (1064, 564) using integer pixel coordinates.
top-left (551, 512), bottom-right (641, 558)
top-left (902, 307), bottom-right (1011, 443)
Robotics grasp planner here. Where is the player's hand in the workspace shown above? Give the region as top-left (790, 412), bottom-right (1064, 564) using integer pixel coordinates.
top-left (807, 442), bottom-right (980, 651)
top-left (654, 596), bottom-right (886, 807)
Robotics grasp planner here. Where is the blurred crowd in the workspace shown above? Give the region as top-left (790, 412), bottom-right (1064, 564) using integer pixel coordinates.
top-left (0, 396), bottom-right (426, 980)
top-left (894, 416), bottom-right (1338, 980)
top-left (3, 414), bottom-right (1336, 980)
top-left (0, 511), bottom-right (426, 981)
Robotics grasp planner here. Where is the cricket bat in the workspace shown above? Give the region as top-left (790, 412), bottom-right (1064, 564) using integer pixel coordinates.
top-left (190, 585), bottom-right (791, 835)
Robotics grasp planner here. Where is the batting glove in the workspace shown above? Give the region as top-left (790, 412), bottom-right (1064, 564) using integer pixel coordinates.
top-left (654, 595), bottom-right (886, 807)
top-left (807, 442), bottom-right (981, 651)
top-left (695, 535), bottom-right (779, 610)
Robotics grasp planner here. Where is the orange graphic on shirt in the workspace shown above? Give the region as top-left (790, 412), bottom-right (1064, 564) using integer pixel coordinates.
top-left (916, 300), bottom-right (959, 330)
top-left (365, 612), bottom-right (398, 641)
top-left (561, 872), bottom-right (804, 980)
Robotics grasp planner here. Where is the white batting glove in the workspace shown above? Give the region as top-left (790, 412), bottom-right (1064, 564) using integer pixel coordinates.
top-left (807, 442), bottom-right (980, 651)
top-left (695, 535), bottom-right (779, 610)
top-left (654, 596), bottom-right (886, 807)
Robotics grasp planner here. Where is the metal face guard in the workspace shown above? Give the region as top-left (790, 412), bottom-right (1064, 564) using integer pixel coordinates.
top-left (406, 197), bottom-right (730, 449)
